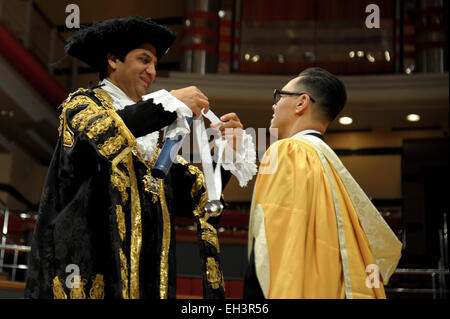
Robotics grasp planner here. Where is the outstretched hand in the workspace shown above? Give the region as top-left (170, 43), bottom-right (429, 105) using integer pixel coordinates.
top-left (170, 86), bottom-right (210, 118)
top-left (211, 112), bottom-right (244, 151)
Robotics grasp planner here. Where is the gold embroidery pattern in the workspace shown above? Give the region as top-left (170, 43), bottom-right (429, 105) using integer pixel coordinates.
top-left (84, 89), bottom-right (143, 299)
top-left (87, 115), bottom-right (114, 139)
top-left (158, 178), bottom-right (171, 299)
top-left (58, 114), bottom-right (63, 137)
top-left (176, 155), bottom-right (189, 166)
top-left (188, 165), bottom-right (205, 200)
top-left (99, 135), bottom-right (127, 158)
top-left (103, 110), bottom-right (138, 299)
top-left (70, 275), bottom-right (86, 299)
top-left (188, 165), bottom-right (216, 220)
top-left (53, 274), bottom-right (105, 299)
top-left (64, 95), bottom-right (91, 110)
top-left (128, 153), bottom-right (143, 299)
top-left (59, 88), bottom-right (89, 109)
top-left (188, 166), bottom-right (222, 252)
top-left (198, 210), bottom-right (222, 257)
top-left (71, 105), bottom-right (99, 131)
top-left (59, 95), bottom-right (91, 148)
top-left (185, 154), bottom-right (225, 293)
top-left (202, 230), bottom-right (220, 253)
top-left (194, 191), bottom-right (209, 217)
top-left (119, 248), bottom-right (130, 299)
top-left (111, 172), bottom-right (130, 203)
top-left (63, 126), bottom-right (74, 148)
top-left (142, 146), bottom-right (161, 203)
top-left (206, 258), bottom-right (222, 289)
top-left (89, 274), bottom-right (105, 299)
top-left (58, 89), bottom-right (139, 300)
top-left (199, 216), bottom-right (219, 234)
top-left (116, 205), bottom-right (126, 241)
top-left (58, 89), bottom-right (89, 135)
top-left (52, 276), bottom-right (67, 299)
top-left (93, 88), bottom-right (114, 109)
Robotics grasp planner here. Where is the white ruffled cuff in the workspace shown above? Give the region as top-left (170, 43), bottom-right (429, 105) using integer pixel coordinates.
top-left (135, 131), bottom-right (159, 162)
top-left (219, 130), bottom-right (258, 187)
top-left (142, 89), bottom-right (193, 138)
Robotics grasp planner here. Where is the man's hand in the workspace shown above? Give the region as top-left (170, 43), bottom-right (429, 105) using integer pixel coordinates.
top-left (211, 112), bottom-right (244, 151)
top-left (169, 86), bottom-right (210, 117)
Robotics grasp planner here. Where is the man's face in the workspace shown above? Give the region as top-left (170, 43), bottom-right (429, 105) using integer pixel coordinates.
top-left (270, 78), bottom-right (301, 139)
top-left (109, 43), bottom-right (158, 102)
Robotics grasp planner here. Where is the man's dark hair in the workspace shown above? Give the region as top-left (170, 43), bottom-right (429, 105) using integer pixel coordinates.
top-left (295, 67), bottom-right (347, 122)
top-left (100, 49), bottom-right (128, 80)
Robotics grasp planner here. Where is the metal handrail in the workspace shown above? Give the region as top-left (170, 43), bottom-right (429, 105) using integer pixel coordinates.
top-left (394, 268), bottom-right (450, 275)
top-left (386, 288), bottom-right (450, 294)
top-left (1, 208), bottom-right (33, 282)
top-left (1, 263), bottom-right (28, 270)
top-left (0, 244), bottom-right (31, 253)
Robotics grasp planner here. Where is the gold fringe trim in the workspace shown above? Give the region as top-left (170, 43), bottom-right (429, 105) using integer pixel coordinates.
top-left (52, 276), bottom-right (67, 299)
top-left (70, 275), bottom-right (86, 299)
top-left (52, 274), bottom-right (105, 299)
top-left (89, 274), bottom-right (105, 299)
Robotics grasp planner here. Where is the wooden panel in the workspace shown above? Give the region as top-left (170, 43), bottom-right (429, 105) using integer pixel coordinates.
top-left (317, 0), bottom-right (393, 21)
top-left (340, 155), bottom-right (402, 199)
top-left (239, 60), bottom-right (394, 75)
top-left (239, 0), bottom-right (395, 75)
top-left (225, 280), bottom-right (244, 299)
top-left (176, 278), bottom-right (244, 299)
top-left (242, 0), bottom-right (393, 21)
top-left (241, 0), bottom-right (315, 21)
top-left (0, 280), bottom-right (25, 291)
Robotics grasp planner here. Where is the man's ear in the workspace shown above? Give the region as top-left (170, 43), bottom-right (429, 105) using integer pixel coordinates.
top-left (107, 53), bottom-right (119, 71)
top-left (295, 95), bottom-right (309, 115)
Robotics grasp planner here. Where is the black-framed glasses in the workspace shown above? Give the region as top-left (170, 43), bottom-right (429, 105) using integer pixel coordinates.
top-left (273, 89), bottom-right (316, 105)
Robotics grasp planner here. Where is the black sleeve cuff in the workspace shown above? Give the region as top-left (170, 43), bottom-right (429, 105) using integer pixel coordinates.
top-left (116, 99), bottom-right (177, 138)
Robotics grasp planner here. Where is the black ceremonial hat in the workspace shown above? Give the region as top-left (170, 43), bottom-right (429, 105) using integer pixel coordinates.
top-left (65, 16), bottom-right (176, 71)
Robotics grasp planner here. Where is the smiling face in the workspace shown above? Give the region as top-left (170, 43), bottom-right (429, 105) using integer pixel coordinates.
top-left (107, 43), bottom-right (158, 102)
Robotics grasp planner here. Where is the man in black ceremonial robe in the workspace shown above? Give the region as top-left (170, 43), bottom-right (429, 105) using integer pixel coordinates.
top-left (25, 17), bottom-right (257, 299)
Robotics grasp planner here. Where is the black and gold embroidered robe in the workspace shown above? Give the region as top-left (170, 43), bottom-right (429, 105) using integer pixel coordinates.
top-left (25, 87), bottom-right (229, 299)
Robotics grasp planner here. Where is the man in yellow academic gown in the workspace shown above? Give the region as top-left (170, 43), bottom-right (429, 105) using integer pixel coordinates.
top-left (244, 68), bottom-right (402, 299)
